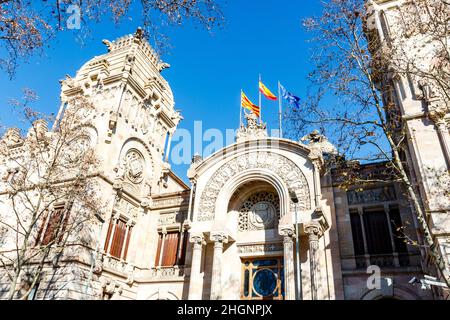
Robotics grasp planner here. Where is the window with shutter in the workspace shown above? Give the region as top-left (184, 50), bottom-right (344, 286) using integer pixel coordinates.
top-left (154, 231), bottom-right (187, 267)
top-left (36, 205), bottom-right (68, 246)
top-left (104, 218), bottom-right (133, 261)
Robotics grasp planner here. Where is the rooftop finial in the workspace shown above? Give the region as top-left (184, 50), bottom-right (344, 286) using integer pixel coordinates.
top-left (134, 27), bottom-right (144, 40)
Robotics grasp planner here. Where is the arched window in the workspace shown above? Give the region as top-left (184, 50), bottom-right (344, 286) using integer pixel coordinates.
top-left (379, 11), bottom-right (392, 46)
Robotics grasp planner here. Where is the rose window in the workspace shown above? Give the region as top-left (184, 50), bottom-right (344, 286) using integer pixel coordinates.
top-left (238, 192), bottom-right (280, 231)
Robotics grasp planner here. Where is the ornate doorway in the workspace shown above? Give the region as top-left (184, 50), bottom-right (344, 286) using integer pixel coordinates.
top-left (240, 257), bottom-right (284, 300)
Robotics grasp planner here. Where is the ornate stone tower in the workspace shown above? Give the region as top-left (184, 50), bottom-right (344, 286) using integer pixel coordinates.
top-left (58, 28), bottom-right (182, 198)
top-left (51, 29), bottom-right (190, 299)
top-left (365, 0), bottom-right (450, 288)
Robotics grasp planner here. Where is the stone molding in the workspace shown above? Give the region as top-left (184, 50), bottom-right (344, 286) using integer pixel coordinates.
top-left (197, 151), bottom-right (311, 221)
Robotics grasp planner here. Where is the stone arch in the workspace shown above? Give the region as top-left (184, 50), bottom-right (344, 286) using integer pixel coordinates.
top-left (228, 180), bottom-right (281, 232)
top-left (215, 169), bottom-right (289, 225)
top-left (197, 151), bottom-right (311, 222)
top-left (146, 288), bottom-right (179, 300)
top-left (72, 124), bottom-right (99, 146)
top-left (120, 137), bottom-right (156, 163)
top-left (361, 285), bottom-right (422, 300)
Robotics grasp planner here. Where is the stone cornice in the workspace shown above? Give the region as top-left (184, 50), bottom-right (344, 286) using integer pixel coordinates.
top-left (191, 138), bottom-right (312, 178)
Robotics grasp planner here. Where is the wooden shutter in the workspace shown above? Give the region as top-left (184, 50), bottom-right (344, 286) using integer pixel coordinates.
top-left (35, 211), bottom-right (49, 246)
top-left (57, 208), bottom-right (71, 243)
top-left (154, 233), bottom-right (163, 266)
top-left (104, 221), bottom-right (114, 252)
top-left (110, 219), bottom-right (126, 259)
top-left (177, 232), bottom-right (188, 266)
top-left (161, 232), bottom-right (179, 267)
top-left (41, 208), bottom-right (65, 246)
top-left (123, 225), bottom-right (132, 261)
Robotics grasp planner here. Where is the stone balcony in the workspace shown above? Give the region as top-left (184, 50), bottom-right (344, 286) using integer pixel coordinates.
top-left (342, 252), bottom-right (423, 275)
top-left (98, 256), bottom-right (186, 283)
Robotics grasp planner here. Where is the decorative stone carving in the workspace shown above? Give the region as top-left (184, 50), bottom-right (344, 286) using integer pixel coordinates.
top-left (417, 79), bottom-right (437, 102)
top-left (2, 128), bottom-right (23, 147)
top-left (189, 233), bottom-right (206, 246)
top-left (151, 266), bottom-right (185, 279)
top-left (304, 221), bottom-right (324, 300)
top-left (66, 135), bottom-right (91, 166)
top-left (238, 192), bottom-right (280, 231)
top-left (210, 232), bottom-right (228, 244)
top-left (301, 130), bottom-right (338, 157)
top-left (236, 113), bottom-right (268, 142)
top-left (347, 186), bottom-right (396, 205)
top-left (100, 278), bottom-right (123, 298)
top-left (152, 195), bottom-right (189, 209)
top-left (140, 107), bottom-right (151, 135)
top-left (237, 243), bottom-right (283, 255)
top-left (123, 150), bottom-right (144, 184)
top-left (115, 197), bottom-right (139, 221)
top-left (158, 211), bottom-right (187, 226)
top-left (125, 263), bottom-right (135, 285)
top-left (279, 225), bottom-right (295, 240)
top-left (197, 151), bottom-right (311, 221)
top-left (428, 102), bottom-right (450, 124)
top-left (304, 222), bottom-right (324, 241)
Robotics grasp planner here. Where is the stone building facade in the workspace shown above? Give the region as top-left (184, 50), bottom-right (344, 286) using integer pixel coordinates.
top-left (365, 0), bottom-right (450, 295)
top-left (0, 1), bottom-right (449, 300)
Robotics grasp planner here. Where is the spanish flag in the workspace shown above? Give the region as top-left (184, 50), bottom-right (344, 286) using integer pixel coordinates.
top-left (241, 91), bottom-right (260, 117)
top-left (259, 81), bottom-right (277, 101)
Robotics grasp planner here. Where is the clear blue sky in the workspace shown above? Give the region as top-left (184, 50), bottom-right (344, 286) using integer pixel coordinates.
top-left (0, 0), bottom-right (323, 182)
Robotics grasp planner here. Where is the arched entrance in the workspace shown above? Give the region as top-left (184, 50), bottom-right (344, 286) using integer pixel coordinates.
top-left (227, 180), bottom-right (285, 300)
top-left (188, 146), bottom-right (319, 300)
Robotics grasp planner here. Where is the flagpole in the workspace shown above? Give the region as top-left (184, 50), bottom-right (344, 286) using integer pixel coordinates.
top-left (278, 81), bottom-right (283, 138)
top-left (259, 73), bottom-right (262, 123)
top-left (240, 89), bottom-right (243, 128)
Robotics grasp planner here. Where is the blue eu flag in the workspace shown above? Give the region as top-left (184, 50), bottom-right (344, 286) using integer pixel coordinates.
top-left (280, 84), bottom-right (300, 109)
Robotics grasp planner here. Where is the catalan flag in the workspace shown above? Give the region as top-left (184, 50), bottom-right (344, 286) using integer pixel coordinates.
top-left (259, 81), bottom-right (277, 101)
top-left (241, 91), bottom-right (260, 117)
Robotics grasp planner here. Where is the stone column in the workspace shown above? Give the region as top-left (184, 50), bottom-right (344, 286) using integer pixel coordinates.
top-left (210, 232), bottom-right (228, 300)
top-left (304, 222), bottom-right (323, 300)
top-left (188, 234), bottom-right (205, 300)
top-left (164, 131), bottom-right (174, 162)
top-left (435, 119), bottom-right (450, 168)
top-left (279, 225), bottom-right (296, 300)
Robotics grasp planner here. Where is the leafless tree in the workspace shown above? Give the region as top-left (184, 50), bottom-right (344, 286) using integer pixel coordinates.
top-left (0, 89), bottom-right (104, 299)
top-left (286, 0), bottom-right (450, 288)
top-left (0, 0), bottom-right (223, 77)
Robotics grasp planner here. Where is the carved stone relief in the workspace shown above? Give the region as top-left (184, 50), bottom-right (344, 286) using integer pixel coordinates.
top-left (65, 135), bottom-right (91, 166)
top-left (197, 151), bottom-right (311, 221)
top-left (347, 186), bottom-right (396, 205)
top-left (115, 197), bottom-right (139, 221)
top-left (237, 243), bottom-right (283, 255)
top-left (123, 149), bottom-right (144, 185)
top-left (238, 191), bottom-right (280, 231)
top-left (158, 211), bottom-right (187, 226)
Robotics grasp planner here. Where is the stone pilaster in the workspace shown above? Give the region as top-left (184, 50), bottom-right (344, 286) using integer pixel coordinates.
top-left (304, 222), bottom-right (324, 300)
top-left (188, 233), bottom-right (205, 300)
top-left (279, 225), bottom-right (296, 300)
top-left (430, 113), bottom-right (450, 169)
top-left (210, 232), bottom-right (228, 300)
